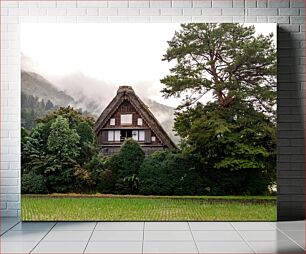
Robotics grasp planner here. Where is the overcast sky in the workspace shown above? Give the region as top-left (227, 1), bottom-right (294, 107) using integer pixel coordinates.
top-left (21, 23), bottom-right (276, 107)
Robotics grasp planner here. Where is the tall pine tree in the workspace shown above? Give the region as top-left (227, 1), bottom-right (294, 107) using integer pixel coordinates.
top-left (161, 24), bottom-right (276, 195)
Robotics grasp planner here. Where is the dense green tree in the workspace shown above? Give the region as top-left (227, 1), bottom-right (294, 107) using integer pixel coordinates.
top-left (109, 138), bottom-right (145, 194)
top-left (21, 107), bottom-right (98, 194)
top-left (22, 121), bottom-right (78, 193)
top-left (139, 150), bottom-right (207, 195)
top-left (47, 116), bottom-right (80, 159)
top-left (76, 121), bottom-right (95, 144)
top-left (85, 154), bottom-right (115, 193)
top-left (21, 171), bottom-right (47, 194)
top-left (177, 101), bottom-right (276, 195)
top-left (38, 106), bottom-right (94, 128)
top-left (161, 23), bottom-right (276, 194)
top-left (162, 23), bottom-right (276, 114)
top-left (39, 106), bottom-right (97, 166)
top-left (21, 127), bottom-right (29, 144)
top-left (22, 123), bottom-right (50, 175)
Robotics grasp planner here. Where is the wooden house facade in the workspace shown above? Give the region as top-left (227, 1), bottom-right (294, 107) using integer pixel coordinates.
top-left (94, 86), bottom-right (176, 155)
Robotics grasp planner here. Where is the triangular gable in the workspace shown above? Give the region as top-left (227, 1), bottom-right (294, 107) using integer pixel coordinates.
top-left (94, 86), bottom-right (177, 149)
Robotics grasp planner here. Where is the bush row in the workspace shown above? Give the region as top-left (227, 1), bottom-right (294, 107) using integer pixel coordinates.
top-left (22, 107), bottom-right (274, 196)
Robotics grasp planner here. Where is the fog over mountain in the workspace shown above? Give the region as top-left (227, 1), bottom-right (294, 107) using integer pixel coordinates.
top-left (21, 70), bottom-right (75, 107)
top-left (52, 72), bottom-right (114, 115)
top-left (21, 54), bottom-right (180, 143)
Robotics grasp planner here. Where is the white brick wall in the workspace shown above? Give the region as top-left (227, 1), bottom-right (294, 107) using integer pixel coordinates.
top-left (0, 0), bottom-right (305, 220)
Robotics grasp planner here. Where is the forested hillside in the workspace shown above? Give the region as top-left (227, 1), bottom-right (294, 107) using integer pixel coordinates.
top-left (21, 70), bottom-right (94, 130)
top-left (22, 70), bottom-right (75, 107)
top-left (21, 92), bottom-right (56, 130)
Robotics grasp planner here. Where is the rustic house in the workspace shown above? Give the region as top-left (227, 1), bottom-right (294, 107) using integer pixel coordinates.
top-left (94, 86), bottom-right (176, 155)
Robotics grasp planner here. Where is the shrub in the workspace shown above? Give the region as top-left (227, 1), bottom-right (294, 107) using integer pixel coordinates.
top-left (21, 171), bottom-right (47, 194)
top-left (109, 138), bottom-right (145, 194)
top-left (206, 168), bottom-right (271, 195)
top-left (98, 169), bottom-right (114, 194)
top-left (85, 154), bottom-right (115, 193)
top-left (139, 150), bottom-right (208, 195)
top-left (74, 165), bottom-right (95, 193)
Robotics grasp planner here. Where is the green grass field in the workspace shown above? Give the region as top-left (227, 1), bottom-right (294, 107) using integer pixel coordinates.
top-left (21, 195), bottom-right (276, 221)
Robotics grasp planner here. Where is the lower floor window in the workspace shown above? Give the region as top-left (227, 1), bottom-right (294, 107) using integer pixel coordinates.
top-left (138, 130), bottom-right (145, 141)
top-left (132, 130), bottom-right (145, 141)
top-left (108, 129), bottom-right (146, 142)
top-left (108, 130), bottom-right (120, 141)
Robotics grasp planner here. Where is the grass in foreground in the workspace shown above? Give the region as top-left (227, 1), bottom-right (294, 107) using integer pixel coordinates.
top-left (22, 195), bottom-right (276, 221)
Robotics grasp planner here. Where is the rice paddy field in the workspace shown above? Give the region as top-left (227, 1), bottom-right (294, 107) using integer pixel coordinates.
top-left (21, 195), bottom-right (276, 221)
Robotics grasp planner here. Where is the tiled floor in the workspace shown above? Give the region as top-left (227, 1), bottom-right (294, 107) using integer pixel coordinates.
top-left (0, 219), bottom-right (304, 253)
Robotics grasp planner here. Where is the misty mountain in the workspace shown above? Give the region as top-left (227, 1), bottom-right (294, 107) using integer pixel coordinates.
top-left (53, 72), bottom-right (180, 143)
top-left (145, 99), bottom-right (179, 144)
top-left (21, 70), bottom-right (180, 144)
top-left (21, 70), bottom-right (75, 107)
top-left (52, 72), bottom-right (114, 116)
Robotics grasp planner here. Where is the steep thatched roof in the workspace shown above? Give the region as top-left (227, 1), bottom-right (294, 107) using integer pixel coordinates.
top-left (94, 86), bottom-right (177, 149)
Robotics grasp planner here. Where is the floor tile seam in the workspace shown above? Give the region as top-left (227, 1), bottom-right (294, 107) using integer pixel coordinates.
top-left (83, 222), bottom-right (97, 254)
top-left (230, 225), bottom-right (275, 231)
top-left (275, 227), bottom-right (305, 250)
top-left (229, 222), bottom-right (256, 254)
top-left (94, 229), bottom-right (145, 231)
top-left (143, 227), bottom-right (190, 230)
top-left (1, 239), bottom-right (256, 242)
top-left (227, 239), bottom-right (302, 242)
top-left (0, 233), bottom-right (51, 242)
top-left (267, 222), bottom-right (277, 229)
top-left (89, 240), bottom-right (196, 242)
top-left (83, 241), bottom-right (144, 242)
top-left (51, 229), bottom-right (96, 231)
top-left (276, 229), bottom-right (305, 232)
top-left (193, 239), bottom-right (299, 242)
top-left (190, 229), bottom-right (238, 231)
top-left (143, 229), bottom-right (192, 231)
top-left (29, 221), bottom-right (57, 254)
top-left (12, 229), bottom-right (57, 232)
top-left (227, 222), bottom-right (236, 230)
top-left (187, 221), bottom-right (200, 254)
top-left (0, 221), bottom-right (21, 236)
top-left (226, 221), bottom-right (240, 232)
top-left (0, 240), bottom-right (88, 243)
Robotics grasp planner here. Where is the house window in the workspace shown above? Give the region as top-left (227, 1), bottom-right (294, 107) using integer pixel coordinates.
top-left (132, 130), bottom-right (138, 141)
top-left (110, 118), bottom-right (115, 126)
top-left (139, 130), bottom-right (145, 141)
top-left (121, 114), bottom-right (132, 125)
top-left (114, 130), bottom-right (120, 141)
top-left (108, 130), bottom-right (114, 141)
top-left (151, 136), bottom-right (156, 142)
top-left (108, 130), bottom-right (120, 141)
top-left (137, 118), bottom-right (143, 126)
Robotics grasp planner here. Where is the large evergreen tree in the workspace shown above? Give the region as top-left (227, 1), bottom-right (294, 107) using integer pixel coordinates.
top-left (162, 23), bottom-right (276, 113)
top-left (161, 23), bottom-right (276, 194)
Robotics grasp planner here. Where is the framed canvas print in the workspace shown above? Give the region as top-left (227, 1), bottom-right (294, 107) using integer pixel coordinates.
top-left (21, 23), bottom-right (276, 221)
